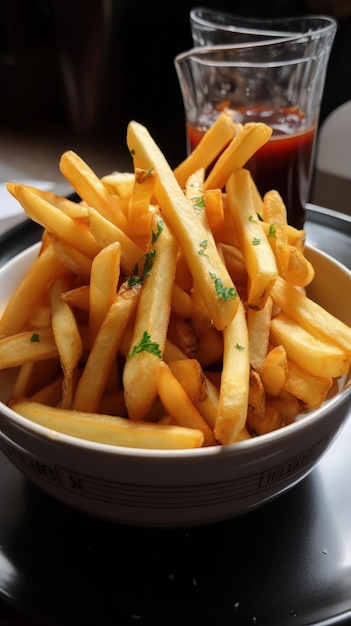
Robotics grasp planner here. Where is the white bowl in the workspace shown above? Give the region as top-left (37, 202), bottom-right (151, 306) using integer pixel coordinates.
top-left (0, 242), bottom-right (350, 527)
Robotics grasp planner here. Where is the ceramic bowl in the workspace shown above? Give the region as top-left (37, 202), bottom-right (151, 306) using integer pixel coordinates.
top-left (0, 242), bottom-right (350, 527)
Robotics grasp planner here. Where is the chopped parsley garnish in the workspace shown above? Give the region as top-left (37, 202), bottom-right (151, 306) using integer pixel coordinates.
top-left (151, 219), bottom-right (163, 243)
top-left (198, 239), bottom-right (209, 257)
top-left (128, 330), bottom-right (162, 359)
top-left (126, 249), bottom-right (156, 287)
top-left (126, 222), bottom-right (163, 286)
top-left (235, 343), bottom-right (245, 351)
top-left (209, 272), bottom-right (237, 301)
top-left (192, 195), bottom-right (205, 211)
top-left (252, 237), bottom-right (261, 246)
top-left (268, 224), bottom-right (276, 238)
top-left (31, 333), bottom-right (40, 343)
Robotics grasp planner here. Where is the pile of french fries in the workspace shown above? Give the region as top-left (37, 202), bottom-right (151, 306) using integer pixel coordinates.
top-left (1, 112), bottom-right (351, 450)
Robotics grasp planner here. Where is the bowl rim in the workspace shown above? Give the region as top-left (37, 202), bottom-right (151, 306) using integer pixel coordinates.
top-left (0, 242), bottom-right (350, 460)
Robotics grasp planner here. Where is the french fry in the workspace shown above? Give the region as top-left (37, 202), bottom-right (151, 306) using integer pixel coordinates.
top-left (48, 233), bottom-right (93, 279)
top-left (194, 375), bottom-right (220, 430)
top-left (72, 282), bottom-right (141, 413)
top-left (62, 285), bottom-right (90, 312)
top-left (270, 312), bottom-right (348, 378)
top-left (283, 360), bottom-right (332, 408)
top-left (168, 358), bottom-right (208, 403)
top-left (89, 242), bottom-right (121, 346)
top-left (123, 214), bottom-right (179, 419)
top-left (59, 150), bottom-right (129, 232)
top-left (173, 110), bottom-right (237, 188)
top-left (262, 189), bottom-right (287, 225)
top-left (247, 401), bottom-right (283, 436)
top-left (274, 239), bottom-right (315, 286)
top-left (203, 122), bottom-right (272, 191)
top-left (87, 206), bottom-right (144, 276)
top-left (204, 188), bottom-right (225, 240)
top-left (167, 315), bottom-right (198, 358)
top-left (215, 301), bottom-right (250, 444)
top-left (9, 398), bottom-right (205, 450)
top-left (0, 328), bottom-right (59, 368)
top-left (157, 361), bottom-right (216, 446)
top-left (261, 344), bottom-right (287, 396)
top-left (101, 171), bottom-right (135, 199)
top-left (0, 244), bottom-right (65, 337)
top-left (247, 296), bottom-right (273, 372)
top-left (49, 273), bottom-right (83, 407)
top-left (226, 169), bottom-right (278, 310)
top-left (6, 184), bottom-right (102, 260)
top-left (128, 167), bottom-right (157, 240)
top-left (271, 278), bottom-right (351, 359)
top-left (127, 120), bottom-right (239, 330)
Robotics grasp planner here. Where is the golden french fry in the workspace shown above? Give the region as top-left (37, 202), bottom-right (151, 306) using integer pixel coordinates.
top-left (157, 361), bottom-right (216, 446)
top-left (49, 273), bottom-right (84, 406)
top-left (274, 239), bottom-right (315, 286)
top-left (271, 275), bottom-right (351, 358)
top-left (247, 370), bottom-right (266, 418)
top-left (101, 171), bottom-right (135, 199)
top-left (247, 296), bottom-right (273, 373)
top-left (0, 328), bottom-right (59, 368)
top-left (262, 189), bottom-right (287, 225)
top-left (6, 184), bottom-right (102, 260)
top-left (215, 300), bottom-right (250, 444)
top-left (204, 122), bottom-right (272, 191)
top-left (72, 282), bottom-right (141, 413)
top-left (167, 315), bottom-right (198, 358)
top-left (283, 360), bottom-right (332, 408)
top-left (9, 398), bottom-right (205, 450)
top-left (226, 169), bottom-right (278, 310)
top-left (168, 358), bottom-right (208, 403)
top-left (48, 233), bottom-right (93, 278)
top-left (173, 111), bottom-right (237, 188)
top-left (87, 206), bottom-right (144, 276)
top-left (127, 120), bottom-right (239, 330)
top-left (62, 285), bottom-right (90, 312)
top-left (123, 215), bottom-right (179, 419)
top-left (204, 188), bottom-right (225, 240)
top-left (261, 344), bottom-right (287, 396)
top-left (247, 401), bottom-right (283, 436)
top-left (89, 242), bottom-right (121, 345)
top-left (194, 375), bottom-right (220, 429)
top-left (269, 391), bottom-right (300, 425)
top-left (270, 312), bottom-right (348, 378)
top-left (128, 167), bottom-right (157, 238)
top-left (59, 150), bottom-right (129, 232)
top-left (0, 244), bottom-right (65, 337)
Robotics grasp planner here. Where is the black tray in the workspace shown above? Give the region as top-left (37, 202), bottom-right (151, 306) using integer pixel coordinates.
top-left (0, 205), bottom-right (351, 626)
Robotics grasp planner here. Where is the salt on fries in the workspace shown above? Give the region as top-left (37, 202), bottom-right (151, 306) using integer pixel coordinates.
top-left (1, 118), bottom-right (351, 449)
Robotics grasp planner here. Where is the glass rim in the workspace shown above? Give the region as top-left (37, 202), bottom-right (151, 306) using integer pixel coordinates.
top-left (189, 7), bottom-right (337, 39)
top-left (175, 34), bottom-right (337, 67)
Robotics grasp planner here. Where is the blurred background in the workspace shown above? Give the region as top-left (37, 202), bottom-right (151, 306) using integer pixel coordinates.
top-left (0, 0), bottom-right (351, 201)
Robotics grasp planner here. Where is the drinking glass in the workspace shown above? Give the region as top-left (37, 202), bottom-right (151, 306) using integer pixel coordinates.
top-left (175, 14), bottom-right (336, 228)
